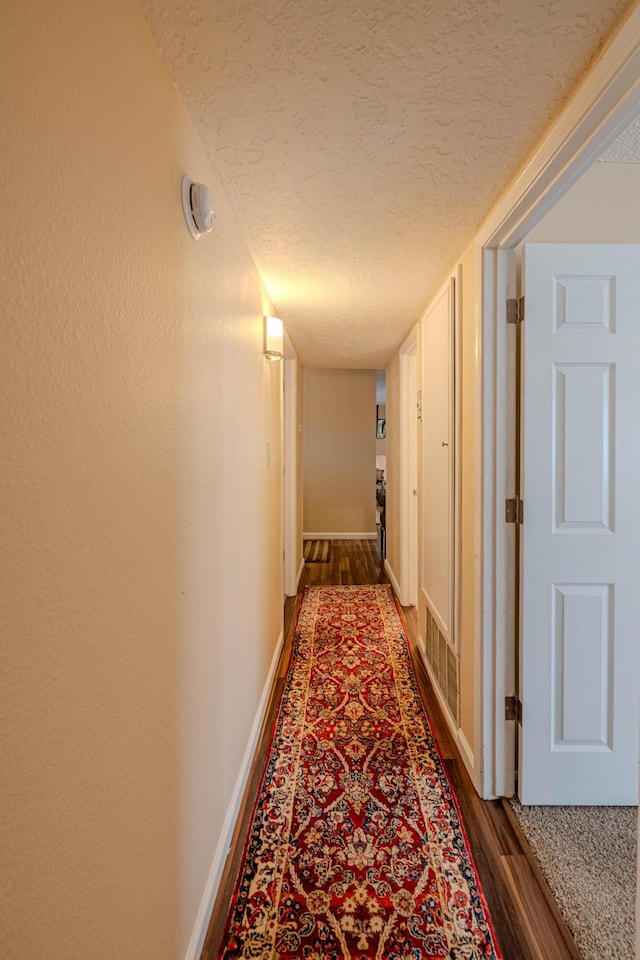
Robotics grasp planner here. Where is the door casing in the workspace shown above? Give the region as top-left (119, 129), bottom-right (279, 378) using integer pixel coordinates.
top-left (399, 329), bottom-right (419, 607)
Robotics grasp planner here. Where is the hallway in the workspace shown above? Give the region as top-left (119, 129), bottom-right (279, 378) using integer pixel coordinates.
top-left (203, 541), bottom-right (581, 960)
top-left (5, 4), bottom-right (640, 957)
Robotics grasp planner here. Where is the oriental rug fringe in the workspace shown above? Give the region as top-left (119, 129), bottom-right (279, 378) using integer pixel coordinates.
top-left (218, 585), bottom-right (502, 960)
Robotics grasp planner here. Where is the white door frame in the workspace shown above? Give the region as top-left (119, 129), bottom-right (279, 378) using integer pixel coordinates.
top-left (283, 354), bottom-right (302, 597)
top-left (398, 329), bottom-right (419, 606)
top-left (475, 6), bottom-right (640, 800)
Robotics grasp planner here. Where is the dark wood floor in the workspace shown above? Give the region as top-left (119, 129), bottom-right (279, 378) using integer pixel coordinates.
top-left (202, 539), bottom-right (582, 960)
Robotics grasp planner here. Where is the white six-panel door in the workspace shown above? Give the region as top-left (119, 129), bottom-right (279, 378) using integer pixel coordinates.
top-left (520, 244), bottom-right (640, 805)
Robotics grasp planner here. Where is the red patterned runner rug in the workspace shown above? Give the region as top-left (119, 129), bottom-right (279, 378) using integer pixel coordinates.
top-left (219, 585), bottom-right (502, 959)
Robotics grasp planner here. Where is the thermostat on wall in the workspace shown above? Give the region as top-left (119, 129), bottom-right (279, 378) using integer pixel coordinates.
top-left (182, 175), bottom-right (216, 238)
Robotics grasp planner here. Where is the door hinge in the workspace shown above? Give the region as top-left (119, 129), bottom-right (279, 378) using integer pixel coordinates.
top-left (506, 296), bottom-right (525, 324)
top-left (505, 696), bottom-right (523, 724)
top-left (505, 496), bottom-right (524, 524)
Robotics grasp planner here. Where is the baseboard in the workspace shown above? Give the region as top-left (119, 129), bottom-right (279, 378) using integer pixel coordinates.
top-left (184, 629), bottom-right (284, 960)
top-left (285, 556), bottom-right (305, 598)
top-left (455, 728), bottom-right (477, 785)
top-left (303, 532), bottom-right (377, 540)
top-left (384, 559), bottom-right (402, 603)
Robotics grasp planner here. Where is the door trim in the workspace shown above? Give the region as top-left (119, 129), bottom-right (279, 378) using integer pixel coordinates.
top-left (399, 328), bottom-right (418, 606)
top-left (283, 354), bottom-right (300, 597)
top-left (475, 5), bottom-right (640, 799)
top-left (453, 265), bottom-right (463, 659)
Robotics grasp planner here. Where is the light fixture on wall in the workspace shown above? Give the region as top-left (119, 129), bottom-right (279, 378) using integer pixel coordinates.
top-left (181, 175), bottom-right (215, 238)
top-left (263, 315), bottom-right (284, 361)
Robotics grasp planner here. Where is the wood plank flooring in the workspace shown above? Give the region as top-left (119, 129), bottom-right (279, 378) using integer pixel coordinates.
top-left (202, 539), bottom-right (581, 960)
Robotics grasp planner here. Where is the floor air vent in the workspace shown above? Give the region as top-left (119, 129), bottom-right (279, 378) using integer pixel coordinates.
top-left (424, 605), bottom-right (459, 724)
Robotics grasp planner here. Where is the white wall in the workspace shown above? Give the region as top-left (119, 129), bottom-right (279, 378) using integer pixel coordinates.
top-left (525, 161), bottom-right (640, 243)
top-left (0, 1), bottom-right (284, 957)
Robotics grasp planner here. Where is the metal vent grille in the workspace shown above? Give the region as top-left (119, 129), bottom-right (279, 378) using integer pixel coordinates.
top-left (429, 609), bottom-right (439, 675)
top-left (424, 605), bottom-right (460, 725)
top-left (446, 645), bottom-right (459, 721)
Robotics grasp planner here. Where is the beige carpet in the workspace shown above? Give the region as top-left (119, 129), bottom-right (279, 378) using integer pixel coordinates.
top-left (510, 801), bottom-right (637, 960)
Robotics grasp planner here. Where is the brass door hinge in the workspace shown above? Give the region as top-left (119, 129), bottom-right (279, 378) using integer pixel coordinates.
top-left (507, 296), bottom-right (525, 324)
top-left (505, 696), bottom-right (523, 724)
top-left (505, 496), bottom-right (524, 524)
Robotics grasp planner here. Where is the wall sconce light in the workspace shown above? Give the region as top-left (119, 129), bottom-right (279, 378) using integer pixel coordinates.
top-left (182, 175), bottom-right (215, 238)
top-left (263, 315), bottom-right (284, 361)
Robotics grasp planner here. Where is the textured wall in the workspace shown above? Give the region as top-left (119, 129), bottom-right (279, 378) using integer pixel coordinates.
top-left (600, 115), bottom-right (640, 162)
top-left (303, 369), bottom-right (376, 535)
top-left (0, 1), bottom-right (283, 957)
top-left (139, 0), bottom-right (632, 367)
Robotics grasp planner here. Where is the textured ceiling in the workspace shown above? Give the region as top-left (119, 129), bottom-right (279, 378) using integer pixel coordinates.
top-left (141, 0), bottom-right (632, 367)
top-left (599, 116), bottom-right (640, 162)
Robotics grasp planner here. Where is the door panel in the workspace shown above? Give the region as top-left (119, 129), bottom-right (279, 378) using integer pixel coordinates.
top-left (520, 243), bottom-right (640, 805)
top-left (407, 353), bottom-right (419, 607)
top-left (421, 280), bottom-right (454, 641)
top-left (552, 362), bottom-right (613, 530)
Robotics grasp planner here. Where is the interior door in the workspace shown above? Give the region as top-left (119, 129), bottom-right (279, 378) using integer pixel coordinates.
top-left (407, 353), bottom-right (419, 607)
top-left (520, 243), bottom-right (640, 804)
top-left (421, 279), bottom-right (455, 645)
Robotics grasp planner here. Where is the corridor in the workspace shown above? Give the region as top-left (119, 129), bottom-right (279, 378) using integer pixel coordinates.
top-left (4, 2), bottom-right (639, 958)
top-left (203, 542), bottom-right (580, 960)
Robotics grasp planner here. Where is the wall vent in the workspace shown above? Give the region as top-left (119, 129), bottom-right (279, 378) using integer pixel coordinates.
top-left (424, 604), bottom-right (460, 725)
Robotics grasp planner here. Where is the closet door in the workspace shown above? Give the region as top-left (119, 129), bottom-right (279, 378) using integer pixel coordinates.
top-left (420, 278), bottom-right (458, 721)
top-left (519, 243), bottom-right (640, 804)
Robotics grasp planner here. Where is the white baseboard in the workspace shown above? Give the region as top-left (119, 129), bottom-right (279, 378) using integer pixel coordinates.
top-left (455, 728), bottom-right (477, 786)
top-left (303, 532), bottom-right (377, 540)
top-left (184, 629), bottom-right (284, 960)
top-left (285, 556), bottom-right (305, 597)
top-left (384, 559), bottom-right (402, 602)
top-left (418, 644), bottom-right (479, 791)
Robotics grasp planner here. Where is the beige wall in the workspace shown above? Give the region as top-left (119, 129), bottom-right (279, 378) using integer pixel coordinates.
top-left (303, 369), bottom-right (377, 536)
top-left (0, 2), bottom-right (284, 958)
top-left (525, 161), bottom-right (640, 243)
